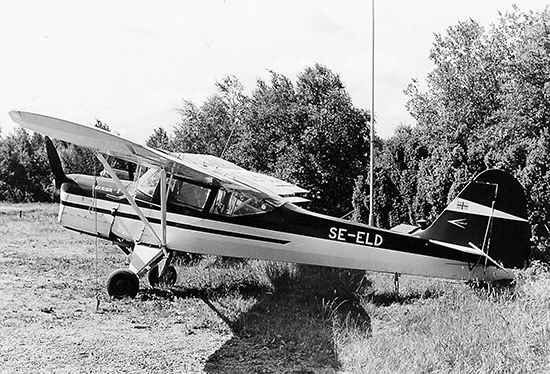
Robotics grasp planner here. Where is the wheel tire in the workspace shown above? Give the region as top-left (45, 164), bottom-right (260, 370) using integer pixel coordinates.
top-left (148, 265), bottom-right (177, 288)
top-left (107, 269), bottom-right (139, 299)
top-left (163, 265), bottom-right (177, 286)
top-left (147, 266), bottom-right (160, 287)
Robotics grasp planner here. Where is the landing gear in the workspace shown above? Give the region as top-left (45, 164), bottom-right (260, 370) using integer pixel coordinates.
top-left (106, 269), bottom-right (139, 299)
top-left (147, 265), bottom-right (177, 287)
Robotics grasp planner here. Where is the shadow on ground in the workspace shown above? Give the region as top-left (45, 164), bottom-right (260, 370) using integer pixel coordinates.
top-left (141, 282), bottom-right (370, 373)
top-left (203, 294), bottom-right (340, 373)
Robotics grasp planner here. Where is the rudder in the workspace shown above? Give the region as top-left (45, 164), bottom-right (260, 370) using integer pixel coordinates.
top-left (417, 169), bottom-right (530, 269)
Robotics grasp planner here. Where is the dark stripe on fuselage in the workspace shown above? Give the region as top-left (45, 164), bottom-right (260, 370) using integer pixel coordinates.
top-left (61, 199), bottom-right (290, 245)
top-left (61, 181), bottom-right (483, 265)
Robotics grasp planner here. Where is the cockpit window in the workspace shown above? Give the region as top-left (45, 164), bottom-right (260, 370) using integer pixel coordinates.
top-left (210, 186), bottom-right (282, 216)
top-left (169, 179), bottom-right (210, 210)
top-left (135, 167), bottom-right (284, 216)
top-left (137, 169), bottom-right (161, 197)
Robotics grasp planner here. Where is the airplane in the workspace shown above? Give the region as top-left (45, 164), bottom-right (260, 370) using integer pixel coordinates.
top-left (9, 110), bottom-right (531, 298)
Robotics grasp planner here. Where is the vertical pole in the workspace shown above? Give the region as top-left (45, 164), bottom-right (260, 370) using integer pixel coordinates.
top-left (369, 0), bottom-right (375, 226)
top-left (159, 168), bottom-right (167, 248)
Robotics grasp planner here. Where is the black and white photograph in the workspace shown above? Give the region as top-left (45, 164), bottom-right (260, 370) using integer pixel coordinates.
top-left (0, 1), bottom-right (548, 373)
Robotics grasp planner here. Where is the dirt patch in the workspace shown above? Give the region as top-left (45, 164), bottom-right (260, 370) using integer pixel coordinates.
top-left (0, 204), bottom-right (346, 373)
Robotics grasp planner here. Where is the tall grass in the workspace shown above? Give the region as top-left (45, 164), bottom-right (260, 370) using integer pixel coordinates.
top-left (3, 203), bottom-right (549, 373)
top-left (179, 257), bottom-right (550, 373)
top-left (333, 268), bottom-right (550, 373)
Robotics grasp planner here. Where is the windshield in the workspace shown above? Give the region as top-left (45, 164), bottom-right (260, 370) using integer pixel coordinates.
top-left (210, 186), bottom-right (283, 217)
top-left (136, 169), bottom-right (161, 197)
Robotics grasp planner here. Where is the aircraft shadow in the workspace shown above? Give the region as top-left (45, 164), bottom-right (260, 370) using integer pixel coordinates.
top-left (142, 281), bottom-right (371, 373)
top-left (202, 293), bottom-right (369, 373)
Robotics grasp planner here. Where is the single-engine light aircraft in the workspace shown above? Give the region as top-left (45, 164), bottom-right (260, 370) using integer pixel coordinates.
top-left (10, 111), bottom-right (531, 298)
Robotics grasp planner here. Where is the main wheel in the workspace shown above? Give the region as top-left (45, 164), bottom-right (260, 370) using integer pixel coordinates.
top-left (107, 269), bottom-right (139, 299)
top-left (148, 265), bottom-right (177, 287)
top-left (163, 265), bottom-right (177, 286)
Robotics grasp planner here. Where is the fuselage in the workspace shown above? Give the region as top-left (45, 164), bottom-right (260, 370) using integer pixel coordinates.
top-left (58, 173), bottom-right (510, 282)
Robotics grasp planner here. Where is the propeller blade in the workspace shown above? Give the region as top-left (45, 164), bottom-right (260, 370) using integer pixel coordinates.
top-left (45, 136), bottom-right (71, 189)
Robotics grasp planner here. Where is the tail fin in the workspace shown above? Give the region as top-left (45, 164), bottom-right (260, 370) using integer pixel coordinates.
top-left (417, 169), bottom-right (530, 269)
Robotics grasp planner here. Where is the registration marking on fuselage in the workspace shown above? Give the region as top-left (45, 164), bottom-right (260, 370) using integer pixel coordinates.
top-left (328, 227), bottom-right (383, 247)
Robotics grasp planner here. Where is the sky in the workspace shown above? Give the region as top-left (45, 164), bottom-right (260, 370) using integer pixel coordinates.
top-left (0, 0), bottom-right (544, 144)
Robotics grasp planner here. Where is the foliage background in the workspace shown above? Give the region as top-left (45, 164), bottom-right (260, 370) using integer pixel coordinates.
top-left (1, 7), bottom-right (549, 261)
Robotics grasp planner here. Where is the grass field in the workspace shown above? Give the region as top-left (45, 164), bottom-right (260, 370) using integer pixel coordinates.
top-left (1, 203), bottom-right (549, 373)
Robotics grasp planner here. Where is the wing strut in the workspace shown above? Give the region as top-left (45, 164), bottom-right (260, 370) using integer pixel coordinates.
top-left (96, 153), bottom-right (174, 277)
top-left (159, 169), bottom-right (167, 248)
top-left (96, 152), bottom-right (163, 246)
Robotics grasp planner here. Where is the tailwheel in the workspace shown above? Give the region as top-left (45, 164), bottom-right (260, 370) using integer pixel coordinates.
top-left (107, 269), bottom-right (139, 299)
top-left (148, 265), bottom-right (177, 288)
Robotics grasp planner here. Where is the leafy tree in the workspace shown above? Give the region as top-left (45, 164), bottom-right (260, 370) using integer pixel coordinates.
top-left (235, 70), bottom-right (299, 174)
top-left (291, 64), bottom-right (370, 216)
top-left (0, 128), bottom-right (52, 202)
top-left (359, 7), bottom-right (550, 261)
top-left (353, 125), bottom-right (428, 228)
top-left (172, 66), bottom-right (370, 217)
top-left (172, 75), bottom-right (249, 158)
top-left (233, 66), bottom-right (371, 217)
top-left (146, 127), bottom-right (173, 151)
top-left (400, 18), bottom-right (502, 222)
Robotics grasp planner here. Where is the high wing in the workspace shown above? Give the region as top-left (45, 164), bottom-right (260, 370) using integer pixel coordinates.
top-left (9, 111), bottom-right (214, 184)
top-left (9, 111), bottom-right (308, 201)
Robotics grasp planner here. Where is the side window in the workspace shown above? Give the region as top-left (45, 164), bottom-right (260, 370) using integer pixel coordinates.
top-left (169, 179), bottom-right (210, 210)
top-left (137, 169), bottom-right (160, 197)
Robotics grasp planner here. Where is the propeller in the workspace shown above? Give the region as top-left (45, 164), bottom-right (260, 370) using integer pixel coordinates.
top-left (45, 136), bottom-right (72, 189)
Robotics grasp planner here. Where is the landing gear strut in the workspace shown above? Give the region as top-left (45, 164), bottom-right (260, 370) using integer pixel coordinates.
top-left (106, 269), bottom-right (139, 299)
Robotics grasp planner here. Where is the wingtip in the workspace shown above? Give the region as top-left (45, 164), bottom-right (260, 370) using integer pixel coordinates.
top-left (8, 110), bottom-right (21, 122)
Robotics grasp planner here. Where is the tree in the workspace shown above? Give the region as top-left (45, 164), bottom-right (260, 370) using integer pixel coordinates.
top-left (353, 125), bottom-right (428, 228)
top-left (290, 64), bottom-right (370, 216)
top-left (0, 128), bottom-right (52, 202)
top-left (172, 75), bottom-right (249, 159)
top-left (235, 70), bottom-right (299, 174)
top-left (172, 67), bottom-right (370, 217)
top-left (364, 7), bottom-right (550, 261)
top-left (146, 127), bottom-right (173, 150)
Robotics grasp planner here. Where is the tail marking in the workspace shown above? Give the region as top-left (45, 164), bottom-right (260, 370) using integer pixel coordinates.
top-left (448, 218), bottom-right (467, 229)
top-left (448, 197), bottom-right (528, 222)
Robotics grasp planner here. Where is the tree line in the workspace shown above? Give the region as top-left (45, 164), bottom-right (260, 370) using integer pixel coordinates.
top-left (1, 7), bottom-right (548, 261)
top-left (358, 6), bottom-right (550, 262)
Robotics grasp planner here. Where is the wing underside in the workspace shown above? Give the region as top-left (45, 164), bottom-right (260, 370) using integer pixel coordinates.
top-left (9, 111), bottom-right (309, 202)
